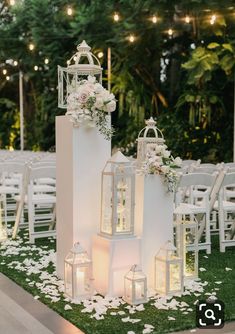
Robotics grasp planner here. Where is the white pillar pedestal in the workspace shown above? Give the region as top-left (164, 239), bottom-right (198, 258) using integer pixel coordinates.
top-left (56, 116), bottom-right (111, 278)
top-left (92, 235), bottom-right (141, 297)
top-left (135, 174), bottom-right (174, 289)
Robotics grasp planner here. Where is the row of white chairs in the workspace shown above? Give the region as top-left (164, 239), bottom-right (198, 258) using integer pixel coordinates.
top-left (175, 161), bottom-right (235, 253)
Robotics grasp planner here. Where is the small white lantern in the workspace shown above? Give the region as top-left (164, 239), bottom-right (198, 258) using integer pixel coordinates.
top-left (100, 151), bottom-right (135, 237)
top-left (0, 196), bottom-right (7, 243)
top-left (137, 117), bottom-right (165, 166)
top-left (174, 218), bottom-right (198, 279)
top-left (58, 40), bottom-right (102, 109)
top-left (124, 265), bottom-right (147, 305)
top-left (64, 242), bottom-right (93, 301)
top-left (155, 240), bottom-right (183, 296)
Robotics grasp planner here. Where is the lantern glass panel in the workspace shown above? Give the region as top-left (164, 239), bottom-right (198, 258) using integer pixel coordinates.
top-left (169, 262), bottom-right (181, 291)
top-left (155, 260), bottom-right (166, 293)
top-left (74, 266), bottom-right (91, 296)
top-left (124, 265), bottom-right (147, 305)
top-left (101, 174), bottom-right (113, 235)
top-left (64, 262), bottom-right (72, 297)
top-left (115, 175), bottom-right (132, 234)
top-left (183, 224), bottom-right (198, 278)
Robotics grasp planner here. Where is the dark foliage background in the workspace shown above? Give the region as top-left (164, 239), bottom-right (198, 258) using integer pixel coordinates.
top-left (0, 0), bottom-right (235, 161)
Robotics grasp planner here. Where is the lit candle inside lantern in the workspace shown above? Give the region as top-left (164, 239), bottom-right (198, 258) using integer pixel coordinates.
top-left (135, 283), bottom-right (142, 299)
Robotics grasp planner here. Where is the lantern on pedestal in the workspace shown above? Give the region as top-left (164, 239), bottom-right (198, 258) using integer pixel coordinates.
top-left (64, 242), bottom-right (93, 301)
top-left (0, 195), bottom-right (7, 243)
top-left (100, 151), bottom-right (135, 237)
top-left (137, 117), bottom-right (165, 166)
top-left (124, 265), bottom-right (147, 305)
top-left (155, 240), bottom-right (183, 296)
top-left (58, 40), bottom-right (102, 109)
top-left (174, 216), bottom-right (198, 279)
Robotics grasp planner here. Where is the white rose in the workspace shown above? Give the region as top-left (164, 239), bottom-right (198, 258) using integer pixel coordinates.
top-left (162, 149), bottom-right (171, 158)
top-left (87, 75), bottom-right (96, 83)
top-left (161, 165), bottom-right (170, 174)
top-left (105, 100), bottom-right (116, 112)
top-left (94, 83), bottom-right (103, 94)
top-left (174, 157), bottom-right (182, 166)
top-left (155, 145), bottom-right (164, 154)
top-left (94, 97), bottom-right (104, 109)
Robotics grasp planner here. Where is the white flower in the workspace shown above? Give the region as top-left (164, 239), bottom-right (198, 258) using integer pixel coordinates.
top-left (105, 100), bottom-right (116, 113)
top-left (95, 97), bottom-right (104, 109)
top-left (174, 157), bottom-right (182, 166)
top-left (155, 146), bottom-right (163, 154)
top-left (161, 165), bottom-right (170, 174)
top-left (94, 83), bottom-right (103, 93)
top-left (87, 75), bottom-right (96, 83)
top-left (162, 149), bottom-right (171, 158)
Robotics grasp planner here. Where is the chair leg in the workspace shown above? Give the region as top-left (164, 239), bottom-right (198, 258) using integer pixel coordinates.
top-left (28, 200), bottom-right (35, 244)
top-left (49, 203), bottom-right (56, 231)
top-left (205, 210), bottom-right (211, 254)
top-left (219, 208), bottom-right (225, 252)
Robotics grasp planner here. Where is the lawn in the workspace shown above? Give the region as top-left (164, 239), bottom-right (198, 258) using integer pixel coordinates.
top-left (0, 231), bottom-right (234, 334)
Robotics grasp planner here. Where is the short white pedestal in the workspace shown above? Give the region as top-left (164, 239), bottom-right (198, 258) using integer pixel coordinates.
top-left (92, 235), bottom-right (141, 297)
top-left (56, 116), bottom-right (111, 278)
top-left (135, 174), bottom-right (173, 289)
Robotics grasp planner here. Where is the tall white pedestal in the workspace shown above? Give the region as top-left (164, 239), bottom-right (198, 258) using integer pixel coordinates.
top-left (135, 174), bottom-right (173, 289)
top-left (56, 116), bottom-right (111, 278)
top-left (92, 235), bottom-right (141, 297)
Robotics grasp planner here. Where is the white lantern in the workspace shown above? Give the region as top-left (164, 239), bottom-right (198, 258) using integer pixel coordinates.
top-left (64, 242), bottom-right (93, 301)
top-left (0, 195), bottom-right (7, 242)
top-left (58, 40), bottom-right (102, 109)
top-left (124, 265), bottom-right (147, 305)
top-left (174, 218), bottom-right (198, 279)
top-left (155, 240), bottom-right (183, 296)
top-left (100, 151), bottom-right (135, 237)
top-left (137, 117), bottom-right (165, 166)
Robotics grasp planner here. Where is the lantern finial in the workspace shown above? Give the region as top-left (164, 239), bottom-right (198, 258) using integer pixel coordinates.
top-left (145, 117), bottom-right (156, 128)
top-left (77, 40), bottom-right (91, 52)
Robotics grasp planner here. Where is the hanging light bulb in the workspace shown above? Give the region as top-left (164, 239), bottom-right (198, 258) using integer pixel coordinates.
top-left (185, 15), bottom-right (190, 23)
top-left (44, 58), bottom-right (49, 64)
top-left (168, 28), bottom-right (173, 36)
top-left (152, 15), bottom-right (157, 24)
top-left (97, 51), bottom-right (104, 59)
top-left (113, 12), bottom-right (120, 22)
top-left (128, 34), bottom-right (135, 43)
top-left (2, 69), bottom-right (7, 75)
top-left (28, 43), bottom-right (35, 51)
top-left (210, 14), bottom-right (217, 25)
top-left (13, 60), bottom-right (18, 66)
top-left (67, 6), bottom-right (73, 16)
top-left (34, 65), bottom-right (38, 71)
top-left (6, 76), bottom-right (10, 81)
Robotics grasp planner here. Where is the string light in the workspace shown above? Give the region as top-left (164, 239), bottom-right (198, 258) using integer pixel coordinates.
top-left (13, 60), bottom-right (18, 66)
top-left (128, 34), bottom-right (135, 43)
top-left (6, 76), bottom-right (10, 81)
top-left (210, 14), bottom-right (217, 25)
top-left (28, 43), bottom-right (35, 51)
top-left (2, 69), bottom-right (7, 75)
top-left (66, 6), bottom-right (73, 16)
top-left (168, 28), bottom-right (173, 36)
top-left (185, 15), bottom-right (190, 23)
top-left (113, 12), bottom-right (120, 22)
top-left (97, 51), bottom-right (104, 58)
top-left (44, 58), bottom-right (49, 64)
top-left (34, 65), bottom-right (38, 71)
top-left (9, 0), bottom-right (15, 5)
top-left (152, 15), bottom-right (157, 24)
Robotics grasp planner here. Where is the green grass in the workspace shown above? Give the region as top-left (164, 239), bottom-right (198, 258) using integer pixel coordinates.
top-left (0, 232), bottom-right (235, 334)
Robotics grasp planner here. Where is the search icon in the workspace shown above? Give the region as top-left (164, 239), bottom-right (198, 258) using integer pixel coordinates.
top-left (205, 309), bottom-right (216, 320)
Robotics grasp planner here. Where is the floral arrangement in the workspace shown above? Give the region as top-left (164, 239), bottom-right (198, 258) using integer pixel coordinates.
top-left (142, 145), bottom-right (182, 192)
top-left (66, 75), bottom-right (116, 140)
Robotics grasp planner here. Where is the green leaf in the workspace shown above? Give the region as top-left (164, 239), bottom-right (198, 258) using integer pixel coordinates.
top-left (207, 42), bottom-right (220, 49)
top-left (222, 43), bottom-right (233, 53)
top-left (209, 96), bottom-right (218, 104)
top-left (185, 95), bottom-right (195, 102)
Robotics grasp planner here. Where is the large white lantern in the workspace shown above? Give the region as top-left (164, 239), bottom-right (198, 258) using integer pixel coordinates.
top-left (100, 151), bottom-right (135, 237)
top-left (58, 40), bottom-right (102, 109)
top-left (137, 117), bottom-right (165, 166)
top-left (64, 242), bottom-right (93, 301)
top-left (124, 265), bottom-right (147, 305)
top-left (155, 240), bottom-right (183, 296)
top-left (174, 218), bottom-right (198, 279)
top-left (0, 195), bottom-right (7, 243)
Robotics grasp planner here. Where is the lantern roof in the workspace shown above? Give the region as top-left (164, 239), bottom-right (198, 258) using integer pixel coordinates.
top-left (109, 151), bottom-right (130, 164)
top-left (70, 242), bottom-right (87, 254)
top-left (137, 117), bottom-right (164, 141)
top-left (67, 40), bottom-right (102, 74)
top-left (156, 240), bottom-right (178, 260)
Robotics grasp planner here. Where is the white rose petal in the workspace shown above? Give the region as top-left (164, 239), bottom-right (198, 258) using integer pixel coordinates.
top-left (64, 304), bottom-right (73, 311)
